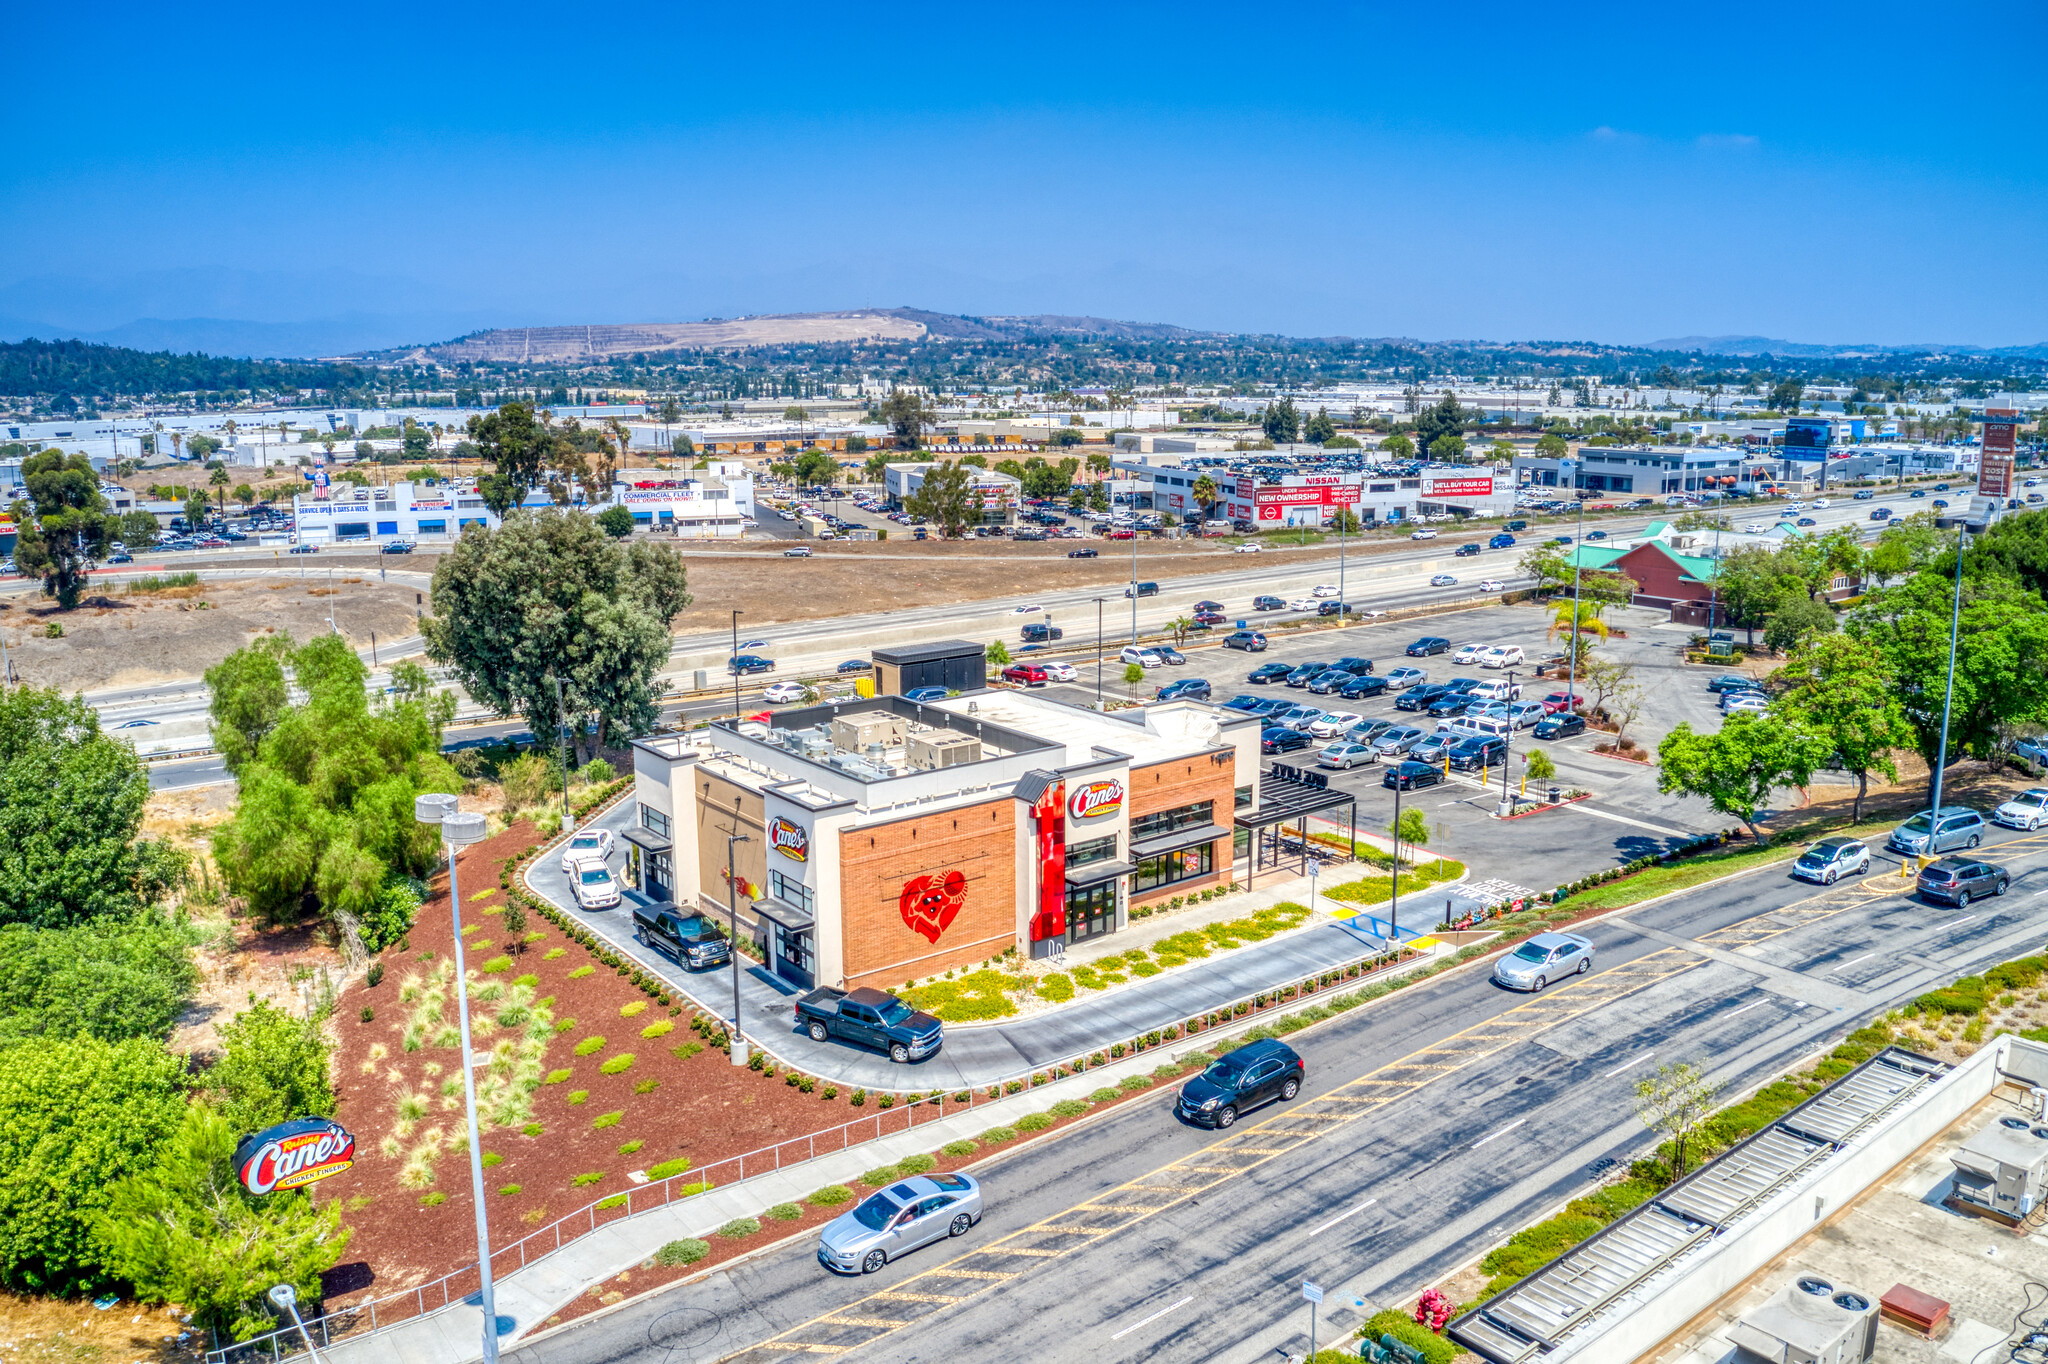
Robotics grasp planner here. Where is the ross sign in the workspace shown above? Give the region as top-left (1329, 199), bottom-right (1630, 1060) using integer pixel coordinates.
top-left (1420, 475), bottom-right (1495, 499)
top-left (899, 869), bottom-right (967, 944)
top-left (235, 1118), bottom-right (356, 1195)
top-left (767, 816), bottom-right (809, 862)
top-left (1069, 778), bottom-right (1126, 820)
top-left (1981, 408), bottom-right (2020, 500)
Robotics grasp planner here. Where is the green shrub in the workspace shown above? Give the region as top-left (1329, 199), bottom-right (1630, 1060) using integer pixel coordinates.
top-left (596, 1194), bottom-right (627, 1210)
top-left (1090, 1087), bottom-right (1120, 1104)
top-left (566, 1090), bottom-right (588, 1105)
top-left (647, 1158), bottom-right (694, 1180)
top-left (568, 965), bottom-right (594, 979)
top-left (1015, 1112), bottom-right (1055, 1132)
top-left (481, 1152), bottom-right (503, 1168)
top-left (1359, 1311), bottom-right (1461, 1364)
top-left (717, 1216), bottom-right (761, 1238)
top-left (767, 1202), bottom-right (803, 1221)
top-left (1049, 1099), bottom-right (1089, 1117)
top-left (481, 955), bottom-right (513, 974)
top-left (860, 1165), bottom-right (902, 1187)
top-left (1118, 1074), bottom-right (1152, 1091)
top-left (941, 1139), bottom-right (978, 1157)
top-left (572, 1172), bottom-right (605, 1187)
top-left (617, 1140), bottom-right (643, 1155)
top-left (634, 1078), bottom-right (659, 1095)
top-left (599, 1053), bottom-right (636, 1075)
top-left (543, 1069), bottom-right (572, 1085)
top-left (653, 1238), bottom-right (710, 1267)
top-left (574, 1035), bottom-right (607, 1056)
top-left (521, 1122), bottom-right (543, 1137)
top-left (898, 1152), bottom-right (937, 1174)
top-left (980, 1125), bottom-right (1019, 1143)
top-left (420, 1191), bottom-right (446, 1206)
top-left (1479, 1213), bottom-right (1606, 1296)
top-left (1036, 973), bottom-right (1075, 1002)
top-left (806, 1184), bottom-right (855, 1206)
top-left (592, 1111), bottom-right (623, 1129)
top-left (497, 1184), bottom-right (522, 1195)
top-left (641, 1020), bottom-right (674, 1039)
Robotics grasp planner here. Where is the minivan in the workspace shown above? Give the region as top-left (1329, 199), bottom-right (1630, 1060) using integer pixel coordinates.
top-left (1504, 520), bottom-right (1528, 532)
top-left (1887, 806), bottom-right (1986, 856)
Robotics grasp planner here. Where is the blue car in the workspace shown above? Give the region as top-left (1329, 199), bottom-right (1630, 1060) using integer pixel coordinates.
top-left (904, 686), bottom-right (950, 703)
top-left (1489, 533), bottom-right (1516, 549)
top-left (1156, 678), bottom-right (1212, 702)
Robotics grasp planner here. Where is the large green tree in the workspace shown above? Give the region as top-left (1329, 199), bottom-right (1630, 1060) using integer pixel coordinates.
top-left (11, 451), bottom-right (110, 608)
top-left (1769, 634), bottom-right (1917, 821)
top-left (1261, 398), bottom-right (1300, 444)
top-left (0, 918), bottom-right (198, 1044)
top-left (466, 402), bottom-right (552, 515)
top-left (424, 509), bottom-right (691, 761)
top-left (0, 687), bottom-right (163, 927)
top-left (903, 460), bottom-right (976, 538)
top-left (1413, 391), bottom-right (1467, 456)
top-left (204, 1000), bottom-right (336, 1134)
top-left (0, 1035), bottom-right (189, 1294)
top-left (877, 392), bottom-right (934, 449)
top-left (98, 1105), bottom-right (352, 1342)
top-left (1657, 712), bottom-right (1825, 840)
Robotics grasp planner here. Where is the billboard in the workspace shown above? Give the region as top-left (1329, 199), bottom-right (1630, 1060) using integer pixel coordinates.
top-left (1981, 408), bottom-right (2020, 499)
top-left (1782, 418), bottom-right (1835, 451)
top-left (1421, 475), bottom-right (1495, 499)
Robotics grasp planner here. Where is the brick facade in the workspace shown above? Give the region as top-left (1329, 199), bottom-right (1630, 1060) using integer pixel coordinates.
top-left (837, 797), bottom-right (1017, 990)
top-left (1128, 751), bottom-right (1237, 909)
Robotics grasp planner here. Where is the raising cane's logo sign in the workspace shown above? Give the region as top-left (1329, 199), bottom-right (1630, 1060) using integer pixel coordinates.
top-left (1069, 778), bottom-right (1125, 820)
top-left (768, 816), bottom-right (809, 862)
top-left (234, 1118), bottom-right (356, 1195)
top-left (900, 869), bottom-right (967, 944)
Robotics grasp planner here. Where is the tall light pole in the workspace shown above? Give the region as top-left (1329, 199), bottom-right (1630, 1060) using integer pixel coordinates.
top-left (730, 610), bottom-right (743, 722)
top-left (725, 830), bottom-right (751, 1065)
top-left (412, 794), bottom-right (497, 1364)
top-left (1388, 777), bottom-right (1404, 946)
top-left (1129, 505), bottom-right (1140, 645)
top-left (550, 672), bottom-right (572, 832)
top-left (1496, 668), bottom-right (1520, 816)
top-left (1564, 458), bottom-right (1585, 718)
top-left (266, 1285), bottom-right (322, 1364)
top-left (1094, 596), bottom-right (1107, 710)
top-left (1928, 524), bottom-right (1970, 821)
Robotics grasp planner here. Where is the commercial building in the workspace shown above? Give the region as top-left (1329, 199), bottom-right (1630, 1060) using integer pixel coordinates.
top-left (289, 463), bottom-right (755, 545)
top-left (1113, 462), bottom-right (1512, 525)
top-left (624, 681), bottom-right (1261, 991)
top-left (1515, 445), bottom-right (1775, 497)
top-left (882, 461), bottom-right (1023, 518)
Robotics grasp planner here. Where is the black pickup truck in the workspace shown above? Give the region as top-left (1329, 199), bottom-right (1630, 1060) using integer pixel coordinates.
top-left (632, 905), bottom-right (732, 971)
top-left (793, 986), bottom-right (944, 1063)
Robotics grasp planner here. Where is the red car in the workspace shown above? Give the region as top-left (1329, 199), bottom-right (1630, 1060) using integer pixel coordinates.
top-left (1102, 528), bottom-right (1136, 540)
top-left (1541, 691), bottom-right (1578, 715)
top-left (1192, 609), bottom-right (1228, 626)
top-left (1001, 663), bottom-right (1049, 687)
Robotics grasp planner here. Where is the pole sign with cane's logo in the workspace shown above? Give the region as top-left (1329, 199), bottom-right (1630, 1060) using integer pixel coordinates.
top-left (234, 1118), bottom-right (357, 1195)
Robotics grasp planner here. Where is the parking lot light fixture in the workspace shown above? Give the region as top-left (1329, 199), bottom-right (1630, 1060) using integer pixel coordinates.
top-left (1497, 668), bottom-right (1519, 817)
top-left (413, 793), bottom-right (499, 1364)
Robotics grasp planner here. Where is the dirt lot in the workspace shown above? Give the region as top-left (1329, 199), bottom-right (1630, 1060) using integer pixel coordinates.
top-left (0, 573), bottom-right (427, 693)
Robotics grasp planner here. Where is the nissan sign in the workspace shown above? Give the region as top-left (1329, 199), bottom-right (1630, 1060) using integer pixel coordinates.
top-left (768, 816), bottom-right (809, 862)
top-left (1069, 779), bottom-right (1125, 819)
top-left (235, 1118), bottom-right (357, 1195)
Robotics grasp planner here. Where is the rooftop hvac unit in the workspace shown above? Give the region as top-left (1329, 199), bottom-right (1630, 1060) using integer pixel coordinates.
top-left (831, 714), bottom-right (906, 753)
top-left (1950, 1116), bottom-right (2048, 1220)
top-left (1728, 1276), bottom-right (1877, 1364)
top-left (907, 731), bottom-right (983, 771)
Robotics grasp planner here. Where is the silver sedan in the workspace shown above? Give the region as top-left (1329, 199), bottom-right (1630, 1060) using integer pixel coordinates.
top-left (817, 1173), bottom-right (984, 1275)
top-left (1491, 931), bottom-right (1593, 992)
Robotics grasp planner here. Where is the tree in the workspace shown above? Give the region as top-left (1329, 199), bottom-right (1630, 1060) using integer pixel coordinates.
top-left (985, 639), bottom-right (1010, 668)
top-left (0, 686), bottom-right (158, 928)
top-left (1304, 408), bottom-right (1337, 444)
top-left (401, 422), bottom-right (431, 463)
top-left (1190, 474), bottom-right (1220, 516)
top-left (595, 505), bottom-right (635, 539)
top-left (205, 634), bottom-right (293, 776)
top-left (1578, 655), bottom-right (1637, 727)
top-left (1715, 544), bottom-right (1803, 646)
top-left (1393, 807), bottom-right (1429, 862)
top-left (1524, 749), bottom-right (1557, 784)
top-left (672, 433), bottom-right (696, 463)
top-left (1049, 427), bottom-right (1085, 448)
top-left (98, 1105), bottom-right (352, 1343)
top-left (119, 509), bottom-right (161, 545)
top-left (423, 510), bottom-right (692, 763)
top-left (1762, 594), bottom-right (1836, 654)
top-left (466, 402), bottom-right (553, 507)
top-left (0, 1035), bottom-right (189, 1294)
top-left (11, 451), bottom-right (109, 608)
top-left (1413, 392), bottom-right (1467, 455)
top-left (1519, 542), bottom-right (1575, 594)
top-left (183, 490), bottom-right (211, 529)
top-left (0, 917), bottom-right (198, 1044)
top-left (1429, 433), bottom-right (1468, 464)
top-left (1168, 615), bottom-right (1194, 646)
top-left (790, 450), bottom-right (837, 487)
top-left (1329, 506), bottom-right (1363, 534)
top-left (1534, 432), bottom-right (1569, 460)
top-left (1770, 634), bottom-right (1916, 821)
top-left (1768, 378), bottom-right (1804, 412)
top-left (1380, 434), bottom-right (1416, 460)
top-left (1634, 1061), bottom-right (1723, 1178)
top-left (879, 391), bottom-right (934, 449)
top-left (232, 483), bottom-right (255, 507)
top-left (1487, 440), bottom-right (1516, 463)
top-left (1123, 662), bottom-right (1146, 699)
top-left (205, 1000), bottom-right (335, 1134)
top-left (1261, 398), bottom-right (1300, 444)
top-left (1656, 713), bottom-right (1824, 839)
top-left (903, 461), bottom-right (975, 538)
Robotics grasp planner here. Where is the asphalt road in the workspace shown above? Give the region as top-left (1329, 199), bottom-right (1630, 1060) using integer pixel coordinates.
top-left (507, 818), bottom-right (2048, 1364)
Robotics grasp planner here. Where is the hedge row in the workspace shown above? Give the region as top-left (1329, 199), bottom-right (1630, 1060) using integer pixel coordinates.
top-left (1548, 831), bottom-right (1741, 903)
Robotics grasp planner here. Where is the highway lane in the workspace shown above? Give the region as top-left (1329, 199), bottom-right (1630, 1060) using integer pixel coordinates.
top-left (508, 818), bottom-right (2048, 1364)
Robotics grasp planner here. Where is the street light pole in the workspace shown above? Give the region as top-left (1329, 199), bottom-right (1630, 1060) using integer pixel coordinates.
top-left (551, 672), bottom-right (571, 832)
top-left (1565, 459), bottom-right (1585, 720)
top-left (1389, 778), bottom-right (1403, 945)
top-left (1094, 596), bottom-right (1107, 710)
top-left (1928, 525), bottom-right (1969, 821)
top-left (730, 609), bottom-right (743, 722)
top-left (725, 831), bottom-right (751, 1065)
top-left (1497, 667), bottom-right (1519, 816)
top-left (412, 795), bottom-right (497, 1364)
top-left (266, 1285), bottom-right (323, 1364)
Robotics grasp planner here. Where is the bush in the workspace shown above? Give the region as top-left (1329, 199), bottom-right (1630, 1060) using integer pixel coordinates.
top-left (572, 1172), bottom-right (605, 1187)
top-left (717, 1217), bottom-right (761, 1238)
top-left (979, 1126), bottom-right (1019, 1144)
top-left (806, 1184), bottom-right (855, 1207)
top-left (1037, 973), bottom-right (1075, 1003)
top-left (1478, 1213), bottom-right (1606, 1296)
top-left (567, 1090), bottom-right (589, 1105)
top-left (599, 1053), bottom-right (636, 1075)
top-left (482, 955), bottom-right (513, 974)
top-left (1359, 1311), bottom-right (1462, 1364)
top-left (592, 1111), bottom-right (623, 1129)
top-left (574, 1035), bottom-right (607, 1056)
top-left (544, 1069), bottom-right (572, 1085)
top-left (860, 1165), bottom-right (902, 1187)
top-left (941, 1140), bottom-right (978, 1157)
top-left (1090, 1087), bottom-right (1120, 1104)
top-left (207, 999), bottom-right (335, 1134)
top-left (647, 1158), bottom-right (694, 1180)
top-left (617, 1140), bottom-right (643, 1154)
top-left (898, 1152), bottom-right (938, 1174)
top-left (1015, 1112), bottom-right (1055, 1132)
top-left (641, 1020), bottom-right (674, 1039)
top-left (767, 1202), bottom-right (803, 1221)
top-left (654, 1238), bottom-right (710, 1267)
top-left (580, 759), bottom-right (616, 784)
top-left (1118, 1074), bottom-right (1152, 1091)
top-left (596, 1194), bottom-right (627, 1211)
top-left (620, 1000), bottom-right (648, 1018)
top-left (1049, 1099), bottom-right (1089, 1117)
top-left (497, 1184), bottom-right (522, 1195)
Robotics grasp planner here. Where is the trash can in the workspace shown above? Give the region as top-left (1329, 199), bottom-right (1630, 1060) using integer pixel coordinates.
top-left (1548, 785), bottom-right (1562, 803)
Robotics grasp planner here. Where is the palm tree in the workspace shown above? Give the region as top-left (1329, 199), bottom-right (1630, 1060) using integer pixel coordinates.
top-left (1168, 615), bottom-right (1194, 646)
top-left (1191, 474), bottom-right (1220, 520)
top-left (209, 464), bottom-right (231, 514)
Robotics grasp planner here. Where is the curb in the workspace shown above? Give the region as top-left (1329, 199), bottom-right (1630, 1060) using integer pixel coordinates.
top-left (1498, 793), bottom-right (1594, 821)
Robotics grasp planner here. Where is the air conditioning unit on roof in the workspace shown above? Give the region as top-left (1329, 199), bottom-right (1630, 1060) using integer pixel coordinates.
top-left (1728, 1276), bottom-right (1877, 1364)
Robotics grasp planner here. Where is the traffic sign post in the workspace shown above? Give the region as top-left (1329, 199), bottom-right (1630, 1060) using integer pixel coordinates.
top-left (1303, 1280), bottom-right (1324, 1361)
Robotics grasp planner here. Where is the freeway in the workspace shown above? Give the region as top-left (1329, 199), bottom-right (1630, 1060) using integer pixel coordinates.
top-left (505, 817), bottom-right (2048, 1364)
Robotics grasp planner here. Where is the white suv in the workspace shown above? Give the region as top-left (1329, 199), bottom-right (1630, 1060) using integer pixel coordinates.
top-left (1481, 645), bottom-right (1524, 669)
top-left (570, 862), bottom-right (622, 910)
top-left (1120, 645), bottom-right (1163, 668)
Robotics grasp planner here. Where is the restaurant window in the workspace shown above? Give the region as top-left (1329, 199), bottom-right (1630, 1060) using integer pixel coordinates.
top-left (1067, 834), bottom-right (1118, 869)
top-left (768, 870), bottom-right (813, 916)
top-left (1233, 784), bottom-right (1254, 809)
top-left (639, 803), bottom-right (671, 841)
top-left (1132, 799), bottom-right (1215, 841)
top-left (1065, 881), bottom-right (1117, 941)
top-left (1132, 841), bottom-right (1214, 895)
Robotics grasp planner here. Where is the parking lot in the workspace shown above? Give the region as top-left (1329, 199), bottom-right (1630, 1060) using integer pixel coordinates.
top-left (1031, 600), bottom-right (1741, 897)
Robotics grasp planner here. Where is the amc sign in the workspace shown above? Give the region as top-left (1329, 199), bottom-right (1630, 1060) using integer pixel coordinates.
top-left (1069, 779), bottom-right (1125, 820)
top-left (768, 816), bottom-right (810, 862)
top-left (235, 1118), bottom-right (357, 1195)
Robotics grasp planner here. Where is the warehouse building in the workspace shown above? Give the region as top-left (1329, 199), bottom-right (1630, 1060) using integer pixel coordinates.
top-left (625, 686), bottom-right (1262, 991)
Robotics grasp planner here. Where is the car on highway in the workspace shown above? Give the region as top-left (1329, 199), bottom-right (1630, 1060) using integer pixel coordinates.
top-left (762, 680), bottom-right (810, 704)
top-left (1067, 547), bottom-right (1098, 558)
top-left (1917, 856), bottom-right (2009, 907)
top-left (1795, 517), bottom-right (1818, 527)
top-left (1887, 806), bottom-right (1986, 856)
top-left (1309, 584), bottom-right (1339, 598)
top-left (783, 546), bottom-right (814, 557)
top-left (1338, 674), bottom-right (1391, 700)
top-left (1455, 543), bottom-right (1482, 557)
top-left (1318, 741), bottom-right (1376, 770)
top-left (1452, 642), bottom-right (1488, 664)
top-left (1406, 637), bottom-right (1450, 657)
top-left (728, 654), bottom-right (776, 675)
top-left (904, 686), bottom-right (950, 703)
top-left (1011, 602), bottom-right (1044, 614)
top-left (1000, 664), bottom-right (1050, 687)
top-left (1192, 609), bottom-right (1229, 627)
top-left (1909, 488), bottom-right (1927, 498)
top-left (1491, 932), bottom-right (1593, 992)
top-left (739, 638), bottom-right (771, 650)
top-left (1871, 508), bottom-right (1893, 520)
top-left (1531, 711), bottom-right (1586, 740)
top-left (115, 718), bottom-right (158, 728)
top-left (1994, 789), bottom-right (2048, 831)
top-left (837, 659), bottom-right (872, 673)
top-left (1383, 665), bottom-right (1427, 688)
top-left (1155, 678), bottom-right (1212, 702)
top-left (1382, 759), bottom-right (1443, 791)
top-left (1175, 1038), bottom-right (1304, 1129)
top-left (570, 862), bottom-right (623, 911)
top-left (1019, 622), bottom-right (1063, 643)
top-left (1853, 490), bottom-right (1875, 500)
top-left (1489, 533), bottom-right (1517, 549)
top-left (1119, 645), bottom-right (1164, 668)
top-left (380, 541), bottom-right (414, 555)
top-left (1930, 500), bottom-right (1948, 510)
top-left (559, 830), bottom-right (616, 874)
top-left (1409, 528), bottom-right (1438, 540)
top-left (1479, 579), bottom-right (1506, 591)
top-left (1430, 573), bottom-right (1458, 587)
top-left (1043, 662), bottom-right (1078, 682)
top-left (1233, 543), bottom-right (1263, 553)
top-left (1248, 662), bottom-right (1294, 684)
top-left (1125, 581), bottom-right (1159, 598)
top-left (1287, 596), bottom-right (1320, 612)
top-left (1223, 630), bottom-right (1268, 651)
top-left (817, 1173), bottom-right (984, 1275)
top-left (1260, 725), bottom-right (1314, 754)
top-left (289, 543), bottom-right (319, 554)
top-left (1252, 595), bottom-right (1287, 611)
top-left (1791, 836), bottom-right (1871, 885)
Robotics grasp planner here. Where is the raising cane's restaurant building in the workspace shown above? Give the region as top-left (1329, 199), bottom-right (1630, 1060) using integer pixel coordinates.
top-left (626, 683), bottom-right (1261, 992)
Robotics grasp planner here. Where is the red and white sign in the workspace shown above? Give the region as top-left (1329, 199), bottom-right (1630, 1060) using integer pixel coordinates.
top-left (1421, 475), bottom-right (1495, 499)
top-left (1069, 778), bottom-right (1125, 820)
top-left (1981, 408), bottom-right (2020, 499)
top-left (234, 1118), bottom-right (357, 1195)
top-left (899, 869), bottom-right (967, 944)
top-left (768, 816), bottom-right (809, 862)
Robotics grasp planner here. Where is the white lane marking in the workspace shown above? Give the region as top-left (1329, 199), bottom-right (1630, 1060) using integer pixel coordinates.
top-left (1471, 1118), bottom-right (1529, 1150)
top-left (1559, 804), bottom-right (1690, 836)
top-left (1830, 952), bottom-right (1876, 973)
top-left (1306, 1198), bottom-right (1378, 1238)
top-left (1602, 1051), bottom-right (1657, 1079)
top-left (1110, 1294), bottom-right (1196, 1340)
top-left (1726, 1000), bottom-right (1770, 1019)
top-left (1948, 914), bottom-right (1978, 929)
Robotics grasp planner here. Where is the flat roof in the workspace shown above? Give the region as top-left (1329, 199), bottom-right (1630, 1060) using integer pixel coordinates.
top-left (931, 691), bottom-right (1239, 768)
top-left (872, 639), bottom-right (985, 665)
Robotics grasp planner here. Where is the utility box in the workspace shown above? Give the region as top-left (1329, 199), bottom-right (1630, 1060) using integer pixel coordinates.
top-left (873, 640), bottom-right (985, 698)
top-left (907, 731), bottom-right (982, 771)
top-left (1949, 1116), bottom-right (2048, 1220)
top-left (1728, 1276), bottom-right (1878, 1364)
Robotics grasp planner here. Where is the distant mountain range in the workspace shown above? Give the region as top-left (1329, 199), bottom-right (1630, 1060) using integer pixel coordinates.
top-left (1645, 334), bottom-right (2048, 360)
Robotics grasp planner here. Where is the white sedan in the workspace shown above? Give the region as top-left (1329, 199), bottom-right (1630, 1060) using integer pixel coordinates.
top-left (1043, 662), bottom-right (1078, 682)
top-left (559, 829), bottom-right (615, 874)
top-left (1307, 711), bottom-right (1364, 737)
top-left (1287, 597), bottom-right (1320, 612)
top-left (1480, 579), bottom-right (1505, 592)
top-left (1233, 543), bottom-right (1263, 553)
top-left (1452, 643), bottom-right (1488, 664)
top-left (1481, 645), bottom-right (1524, 669)
top-left (763, 680), bottom-right (810, 704)
top-left (1410, 529), bottom-right (1439, 540)
top-left (1311, 584), bottom-right (1340, 598)
top-left (1012, 603), bottom-right (1045, 614)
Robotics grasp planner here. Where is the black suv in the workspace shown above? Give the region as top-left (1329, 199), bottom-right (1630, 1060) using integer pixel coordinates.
top-left (1332, 657), bottom-right (1374, 674)
top-left (1406, 637), bottom-right (1451, 656)
top-left (1448, 736), bottom-right (1508, 771)
top-left (1917, 857), bottom-right (2009, 907)
top-left (1176, 1038), bottom-right (1304, 1128)
top-left (1252, 595), bottom-right (1287, 611)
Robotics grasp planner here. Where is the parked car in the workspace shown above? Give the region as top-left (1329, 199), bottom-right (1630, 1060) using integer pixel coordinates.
top-left (633, 905), bottom-right (733, 969)
top-left (1373, 725), bottom-right (1428, 758)
top-left (1156, 646), bottom-right (1187, 665)
top-left (1531, 712), bottom-right (1586, 740)
top-left (1345, 718), bottom-right (1395, 746)
top-left (728, 654), bottom-right (776, 675)
top-left (1221, 694), bottom-right (1266, 713)
top-left (1285, 661), bottom-right (1331, 687)
top-left (570, 862), bottom-right (622, 910)
top-left (1705, 674), bottom-right (1756, 693)
top-left (817, 1173), bottom-right (984, 1275)
top-left (1260, 725), bottom-right (1314, 754)
top-left (1448, 736), bottom-right (1508, 771)
top-left (1481, 645), bottom-right (1524, 670)
top-left (1306, 670), bottom-right (1356, 695)
top-left (1395, 683), bottom-right (1450, 712)
top-left (1887, 806), bottom-right (1986, 856)
top-left (1994, 789), bottom-right (2048, 831)
top-left (1383, 760), bottom-right (1444, 791)
top-left (1252, 595), bottom-right (1287, 611)
top-left (1792, 837), bottom-right (1871, 885)
top-left (1001, 664), bottom-right (1050, 687)
top-left (1248, 662), bottom-right (1294, 684)
top-left (1307, 711), bottom-right (1363, 738)
top-left (558, 829), bottom-right (615, 873)
top-left (1155, 678), bottom-right (1212, 702)
top-left (904, 686), bottom-right (950, 702)
top-left (1120, 645), bottom-right (1164, 668)
top-left (1723, 694), bottom-right (1770, 716)
top-left (1383, 665), bottom-right (1428, 688)
top-left (1339, 674), bottom-right (1391, 700)
top-left (1917, 857), bottom-right (2009, 907)
top-left (1271, 704), bottom-right (1324, 731)
top-left (1175, 1038), bottom-right (1304, 1129)
top-left (1224, 630), bottom-right (1269, 651)
top-left (1541, 691), bottom-right (1578, 714)
top-left (1406, 637), bottom-right (1450, 656)
top-left (794, 986), bottom-right (943, 1062)
top-left (1043, 662), bottom-right (1078, 682)
top-left (1491, 932), bottom-right (1594, 991)
top-left (1452, 642), bottom-right (1488, 665)
top-left (1319, 741), bottom-right (1376, 770)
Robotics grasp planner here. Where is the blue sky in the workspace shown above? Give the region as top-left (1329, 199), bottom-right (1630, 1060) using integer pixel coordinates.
top-left (4, 0), bottom-right (2044, 352)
